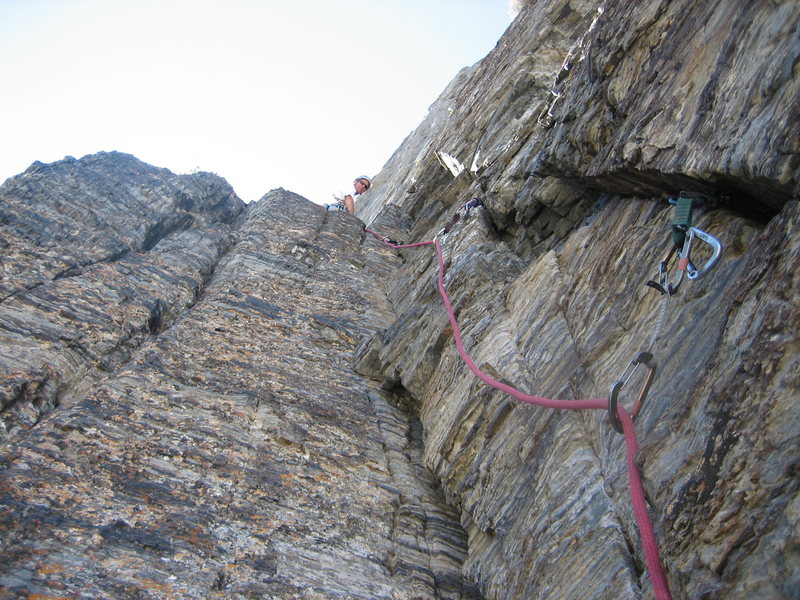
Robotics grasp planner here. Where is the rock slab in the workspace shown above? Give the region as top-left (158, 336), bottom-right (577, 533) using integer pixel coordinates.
top-left (0, 154), bottom-right (480, 599)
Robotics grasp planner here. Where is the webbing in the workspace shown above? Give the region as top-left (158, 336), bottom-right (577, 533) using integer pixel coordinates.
top-left (365, 227), bottom-right (673, 600)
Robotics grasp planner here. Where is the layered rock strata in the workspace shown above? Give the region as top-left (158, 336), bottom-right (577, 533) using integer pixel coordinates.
top-left (356, 1), bottom-right (799, 599)
top-left (0, 154), bottom-right (480, 599)
top-left (0, 0), bottom-right (798, 599)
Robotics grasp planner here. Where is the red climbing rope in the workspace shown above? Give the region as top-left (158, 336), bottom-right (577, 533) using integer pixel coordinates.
top-left (365, 228), bottom-right (672, 600)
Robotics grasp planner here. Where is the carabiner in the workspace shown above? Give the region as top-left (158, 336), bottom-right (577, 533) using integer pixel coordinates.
top-left (647, 206), bottom-right (723, 296)
top-left (685, 226), bottom-right (722, 280)
top-left (463, 197), bottom-right (482, 216)
top-left (669, 226), bottom-right (697, 294)
top-left (608, 351), bottom-right (656, 434)
top-left (646, 245), bottom-right (678, 295)
top-left (670, 225), bottom-right (723, 289)
top-left (438, 198), bottom-right (483, 239)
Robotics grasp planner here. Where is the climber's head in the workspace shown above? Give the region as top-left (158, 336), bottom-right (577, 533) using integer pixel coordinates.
top-left (353, 176), bottom-right (371, 194)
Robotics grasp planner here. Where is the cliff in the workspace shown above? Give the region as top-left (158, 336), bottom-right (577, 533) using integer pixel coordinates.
top-left (355, 1), bottom-right (799, 598)
top-left (1, 2), bottom-right (798, 600)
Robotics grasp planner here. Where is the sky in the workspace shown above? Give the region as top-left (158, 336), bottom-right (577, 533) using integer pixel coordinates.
top-left (0, 0), bottom-right (515, 204)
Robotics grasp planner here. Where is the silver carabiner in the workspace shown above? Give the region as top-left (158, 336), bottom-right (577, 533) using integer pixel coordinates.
top-left (608, 351), bottom-right (656, 434)
top-left (685, 226), bottom-right (722, 280)
top-left (648, 226), bottom-right (723, 295)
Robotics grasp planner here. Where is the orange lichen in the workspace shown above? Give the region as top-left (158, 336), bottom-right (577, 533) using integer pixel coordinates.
top-left (36, 564), bottom-right (64, 576)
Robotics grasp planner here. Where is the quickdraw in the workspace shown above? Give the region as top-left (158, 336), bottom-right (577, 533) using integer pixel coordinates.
top-left (437, 197), bottom-right (483, 237)
top-left (365, 190), bottom-right (731, 600)
top-left (647, 192), bottom-right (723, 296)
top-left (365, 201), bottom-right (674, 599)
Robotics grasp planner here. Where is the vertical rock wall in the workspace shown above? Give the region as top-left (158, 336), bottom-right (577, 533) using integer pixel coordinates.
top-left (0, 1), bottom-right (797, 599)
top-left (0, 152), bottom-right (245, 436)
top-left (0, 154), bottom-right (481, 599)
top-left (357, 1), bottom-right (799, 599)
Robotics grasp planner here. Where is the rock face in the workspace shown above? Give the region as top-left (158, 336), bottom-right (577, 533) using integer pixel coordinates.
top-left (355, 1), bottom-right (799, 599)
top-left (0, 3), bottom-right (798, 600)
top-left (0, 153), bottom-right (479, 599)
top-left (0, 152), bottom-right (245, 434)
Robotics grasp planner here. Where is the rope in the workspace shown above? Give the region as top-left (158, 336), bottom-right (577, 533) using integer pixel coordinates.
top-left (365, 227), bottom-right (673, 600)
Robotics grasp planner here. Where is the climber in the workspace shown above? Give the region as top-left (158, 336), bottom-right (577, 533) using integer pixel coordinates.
top-left (325, 176), bottom-right (371, 215)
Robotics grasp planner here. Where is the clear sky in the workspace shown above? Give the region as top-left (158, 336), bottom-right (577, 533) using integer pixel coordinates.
top-left (0, 0), bottom-right (515, 204)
